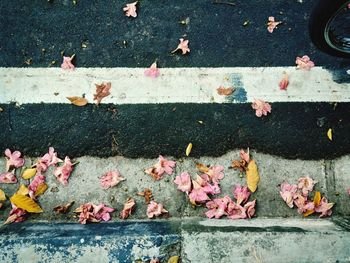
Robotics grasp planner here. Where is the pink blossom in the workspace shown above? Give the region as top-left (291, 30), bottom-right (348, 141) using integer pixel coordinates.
top-left (5, 149), bottom-right (25, 172)
top-left (293, 193), bottom-right (314, 214)
top-left (227, 201), bottom-right (247, 220)
top-left (252, 99), bottom-right (271, 117)
top-left (233, 185), bottom-right (251, 205)
top-left (147, 201), bottom-right (168, 218)
top-left (174, 172), bottom-right (192, 193)
top-left (53, 156), bottom-right (74, 185)
top-left (206, 165), bottom-right (224, 184)
top-left (123, 1), bottom-right (138, 18)
top-left (154, 155), bottom-right (176, 176)
top-left (295, 55), bottom-right (315, 70)
top-left (279, 73), bottom-right (289, 90)
top-left (4, 205), bottom-right (27, 224)
top-left (120, 198), bottom-right (136, 219)
top-left (144, 61), bottom-right (160, 78)
top-left (195, 175), bottom-right (220, 195)
top-left (244, 200), bottom-right (256, 218)
top-left (240, 148), bottom-right (250, 163)
top-left (297, 176), bottom-right (317, 196)
top-left (0, 172), bottom-right (17, 184)
top-left (61, 56), bottom-right (75, 70)
top-left (100, 170), bottom-right (126, 189)
top-left (315, 197), bottom-right (334, 218)
top-left (205, 196), bottom-right (231, 219)
top-left (28, 174), bottom-right (46, 198)
top-left (75, 203), bottom-right (114, 224)
top-left (172, 38), bottom-right (190, 55)
top-left (93, 203), bottom-right (115, 222)
top-left (267, 16), bottom-right (282, 33)
top-left (189, 180), bottom-right (210, 204)
top-left (280, 182), bottom-right (298, 208)
top-left (41, 147), bottom-right (62, 167)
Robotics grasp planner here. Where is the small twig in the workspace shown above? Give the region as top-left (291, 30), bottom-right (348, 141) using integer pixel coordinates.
top-left (212, 0), bottom-right (236, 6)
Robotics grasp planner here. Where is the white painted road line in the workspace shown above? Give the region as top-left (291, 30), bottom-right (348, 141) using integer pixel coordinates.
top-left (0, 67), bottom-right (349, 104)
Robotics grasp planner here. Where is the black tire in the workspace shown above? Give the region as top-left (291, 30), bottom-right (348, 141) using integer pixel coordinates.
top-left (309, 0), bottom-right (350, 58)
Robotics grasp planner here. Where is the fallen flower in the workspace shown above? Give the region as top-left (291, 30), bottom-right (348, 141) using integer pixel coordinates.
top-left (205, 196), bottom-right (231, 219)
top-left (28, 174), bottom-right (46, 198)
top-left (4, 205), bottom-right (27, 224)
top-left (298, 176), bottom-right (317, 196)
top-left (0, 172), bottom-right (17, 184)
top-left (61, 55), bottom-right (75, 70)
top-left (172, 38), bottom-right (190, 55)
top-left (123, 1), bottom-right (138, 18)
top-left (144, 61), bottom-right (160, 78)
top-left (244, 199), bottom-right (256, 218)
top-left (315, 197), bottom-right (334, 218)
top-left (280, 182), bottom-right (298, 208)
top-left (137, 188), bottom-right (153, 204)
top-left (75, 203), bottom-right (114, 224)
top-left (188, 180), bottom-right (210, 204)
top-left (53, 156), bottom-right (74, 185)
top-left (293, 193), bottom-right (314, 214)
top-left (35, 147), bottom-right (62, 173)
top-left (227, 200), bottom-right (247, 219)
top-left (217, 86), bottom-right (235, 96)
top-left (120, 198), bottom-right (136, 219)
top-left (279, 73), bottom-right (289, 90)
top-left (295, 55), bottom-right (315, 70)
top-left (267, 16), bottom-right (282, 33)
top-left (252, 99), bottom-right (271, 117)
top-left (147, 201), bottom-right (168, 218)
top-left (53, 201), bottom-right (75, 214)
top-left (4, 149), bottom-right (25, 172)
top-left (93, 203), bottom-right (115, 222)
top-left (206, 165), bottom-right (224, 184)
top-left (233, 185), bottom-right (251, 205)
top-left (94, 82), bottom-right (111, 105)
top-left (67, 96), bottom-right (88, 106)
top-left (155, 155), bottom-right (176, 176)
top-left (174, 172), bottom-right (192, 193)
top-left (100, 170), bottom-right (126, 189)
top-left (240, 148), bottom-right (250, 163)
top-left (195, 175), bottom-right (221, 195)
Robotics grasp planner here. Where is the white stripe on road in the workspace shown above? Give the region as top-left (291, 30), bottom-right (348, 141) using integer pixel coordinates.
top-left (0, 67), bottom-right (349, 104)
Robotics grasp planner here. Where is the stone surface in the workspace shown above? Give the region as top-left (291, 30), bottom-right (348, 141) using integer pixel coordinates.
top-left (333, 156), bottom-right (350, 216)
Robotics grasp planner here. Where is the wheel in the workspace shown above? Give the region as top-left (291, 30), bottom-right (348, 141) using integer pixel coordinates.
top-left (309, 0), bottom-right (350, 58)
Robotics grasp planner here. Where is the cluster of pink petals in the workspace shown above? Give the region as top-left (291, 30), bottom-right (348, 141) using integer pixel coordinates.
top-left (145, 155), bottom-right (176, 180)
top-left (280, 182), bottom-right (298, 208)
top-left (35, 147), bottom-right (62, 173)
top-left (54, 156), bottom-right (74, 185)
top-left (172, 38), bottom-right (190, 55)
top-left (252, 99), bottom-right (271, 117)
top-left (76, 203), bottom-right (114, 224)
top-left (144, 62), bottom-right (160, 78)
top-left (174, 172), bottom-right (192, 193)
top-left (100, 170), bottom-right (126, 189)
top-left (61, 56), bottom-right (75, 70)
top-left (298, 176), bottom-right (317, 196)
top-left (0, 172), bottom-right (17, 184)
top-left (4, 205), bottom-right (27, 224)
top-left (206, 165), bottom-right (224, 184)
top-left (205, 196), bottom-right (231, 219)
top-left (295, 55), bottom-right (315, 70)
top-left (147, 201), bottom-right (168, 218)
top-left (4, 149), bottom-right (25, 172)
top-left (123, 1), bottom-right (138, 17)
top-left (267, 16), bottom-right (282, 33)
top-left (28, 174), bottom-right (46, 198)
top-left (315, 197), bottom-right (334, 217)
top-left (120, 198), bottom-right (136, 219)
top-left (233, 185), bottom-right (251, 205)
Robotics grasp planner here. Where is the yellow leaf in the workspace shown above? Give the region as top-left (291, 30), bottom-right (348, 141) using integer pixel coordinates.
top-left (10, 193), bottom-right (43, 213)
top-left (327, 128), bottom-right (332, 141)
top-left (22, 168), bottom-right (37, 180)
top-left (303, 209), bottom-right (315, 217)
top-left (198, 120), bottom-right (203, 124)
top-left (246, 160), bottom-right (260, 192)
top-left (313, 191), bottom-right (321, 206)
top-left (168, 256), bottom-right (180, 263)
top-left (34, 183), bottom-right (48, 197)
top-left (0, 189), bottom-right (6, 201)
top-left (67, 96), bottom-right (88, 106)
top-left (196, 163), bottom-right (209, 173)
top-left (186, 143), bottom-right (192, 156)
top-left (17, 184), bottom-right (29, 196)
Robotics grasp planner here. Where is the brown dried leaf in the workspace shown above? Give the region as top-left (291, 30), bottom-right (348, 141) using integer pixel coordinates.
top-left (137, 188), bottom-right (153, 204)
top-left (66, 96), bottom-right (88, 106)
top-left (94, 82), bottom-right (112, 105)
top-left (231, 160), bottom-right (247, 172)
top-left (53, 201), bottom-right (75, 214)
top-left (217, 86), bottom-right (235, 95)
top-left (196, 163), bottom-right (210, 173)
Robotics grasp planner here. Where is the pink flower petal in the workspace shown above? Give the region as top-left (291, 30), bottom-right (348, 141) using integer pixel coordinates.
top-left (172, 38), bottom-right (190, 55)
top-left (252, 99), bottom-right (271, 117)
top-left (227, 201), bottom-right (247, 220)
top-left (233, 185), bottom-right (251, 205)
top-left (315, 197), bottom-right (334, 218)
top-left (267, 16), bottom-right (282, 33)
top-left (28, 174), bottom-right (46, 198)
top-left (205, 196), bottom-right (231, 219)
top-left (244, 199), bottom-right (256, 218)
top-left (53, 156), bottom-right (74, 185)
top-left (61, 56), bottom-right (75, 70)
top-left (147, 201), bottom-right (168, 218)
top-left (144, 61), bottom-right (160, 78)
top-left (4, 149), bottom-right (25, 172)
top-left (100, 170), bottom-right (126, 189)
top-left (279, 182), bottom-right (298, 208)
top-left (120, 198), bottom-right (136, 219)
top-left (206, 165), bottom-right (224, 184)
top-left (239, 149), bottom-right (250, 163)
top-left (279, 73), bottom-right (289, 90)
top-left (297, 176), bottom-right (317, 196)
top-left (123, 1), bottom-right (138, 17)
top-left (4, 205), bottom-right (27, 224)
top-left (0, 172), bottom-right (17, 184)
top-left (295, 55), bottom-right (315, 70)
top-left (174, 172), bottom-right (192, 193)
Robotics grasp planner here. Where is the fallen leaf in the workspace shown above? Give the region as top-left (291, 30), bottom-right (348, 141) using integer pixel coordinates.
top-left (303, 209), bottom-right (315, 217)
top-left (22, 168), bottom-right (37, 180)
top-left (198, 120), bottom-right (203, 124)
top-left (246, 160), bottom-right (260, 192)
top-left (94, 82), bottom-right (112, 105)
top-left (196, 163), bottom-right (210, 173)
top-left (34, 183), bottom-right (48, 197)
top-left (10, 193), bottom-right (43, 213)
top-left (137, 188), bottom-right (153, 204)
top-left (53, 201), bottom-right (75, 214)
top-left (186, 143), bottom-right (193, 156)
top-left (168, 256), bottom-right (180, 263)
top-left (66, 96), bottom-right (88, 106)
top-left (217, 86), bottom-right (235, 95)
top-left (243, 20), bottom-right (250, 26)
top-left (17, 184), bottom-right (29, 196)
top-left (231, 160), bottom-right (247, 172)
top-left (327, 128), bottom-right (332, 141)
top-left (0, 189), bottom-right (6, 201)
top-left (314, 191), bottom-right (321, 206)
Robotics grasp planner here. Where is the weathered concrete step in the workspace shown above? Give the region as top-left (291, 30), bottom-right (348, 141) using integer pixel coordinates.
top-left (0, 218), bottom-right (349, 262)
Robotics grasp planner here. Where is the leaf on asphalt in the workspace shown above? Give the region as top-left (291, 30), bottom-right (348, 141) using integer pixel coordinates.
top-left (94, 82), bottom-right (112, 105)
top-left (137, 188), bottom-right (153, 204)
top-left (168, 256), bottom-right (180, 263)
top-left (22, 168), bottom-right (37, 180)
top-left (327, 128), bottom-right (332, 141)
top-left (186, 143), bottom-right (193, 156)
top-left (0, 189), bottom-right (6, 201)
top-left (66, 96), bottom-right (88, 106)
top-left (10, 193), bottom-right (43, 213)
top-left (196, 163), bottom-right (210, 173)
top-left (246, 160), bottom-right (260, 192)
top-left (34, 183), bottom-right (48, 197)
top-left (53, 201), bottom-right (75, 214)
top-left (279, 73), bottom-right (289, 90)
top-left (17, 184), bottom-right (29, 196)
top-left (217, 86), bottom-right (235, 96)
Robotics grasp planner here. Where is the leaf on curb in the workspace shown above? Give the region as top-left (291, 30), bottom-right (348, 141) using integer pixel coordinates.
top-left (186, 143), bottom-right (192, 156)
top-left (217, 86), bottom-right (235, 96)
top-left (196, 163), bottom-right (210, 173)
top-left (0, 189), bottom-right (6, 201)
top-left (137, 188), bottom-right (153, 204)
top-left (327, 128), bottom-right (332, 141)
top-left (313, 191), bottom-right (321, 206)
top-left (168, 256), bottom-right (180, 263)
top-left (53, 201), bottom-right (75, 214)
top-left (34, 183), bottom-right (48, 197)
top-left (303, 209), bottom-right (315, 217)
top-left (17, 184), bottom-right (29, 196)
top-left (22, 168), bottom-right (37, 180)
top-left (10, 193), bottom-right (43, 213)
top-left (67, 97), bottom-right (88, 106)
top-left (246, 160), bottom-right (260, 192)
